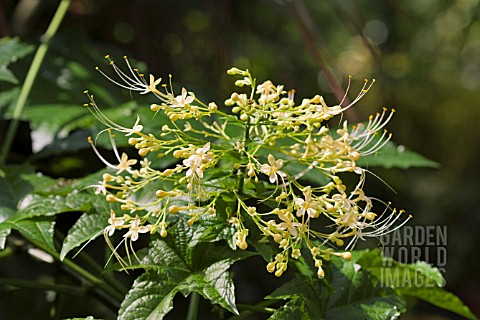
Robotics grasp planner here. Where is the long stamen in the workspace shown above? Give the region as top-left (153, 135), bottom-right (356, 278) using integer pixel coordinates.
top-left (87, 136), bottom-right (117, 169)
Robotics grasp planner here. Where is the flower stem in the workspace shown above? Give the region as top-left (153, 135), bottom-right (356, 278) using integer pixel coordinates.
top-left (27, 237), bottom-right (124, 304)
top-left (186, 291), bottom-right (200, 320)
top-left (0, 277), bottom-right (87, 295)
top-left (0, 0), bottom-right (71, 164)
top-left (237, 121), bottom-right (250, 197)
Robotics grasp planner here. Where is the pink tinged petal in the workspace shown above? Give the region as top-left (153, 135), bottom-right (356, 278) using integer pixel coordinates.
top-left (138, 226), bottom-right (149, 234)
top-left (288, 226), bottom-right (298, 237)
top-left (294, 198), bottom-right (304, 206)
top-left (269, 173), bottom-right (277, 183)
top-left (276, 159), bottom-right (284, 169)
top-left (131, 232), bottom-right (139, 241)
top-left (260, 164), bottom-right (271, 175)
top-left (268, 154), bottom-right (276, 166)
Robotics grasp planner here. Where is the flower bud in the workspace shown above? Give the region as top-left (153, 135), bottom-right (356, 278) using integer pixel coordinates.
top-left (266, 262), bottom-right (276, 273)
top-left (227, 67), bottom-right (245, 75)
top-left (150, 104), bottom-right (161, 111)
top-left (341, 252), bottom-right (352, 261)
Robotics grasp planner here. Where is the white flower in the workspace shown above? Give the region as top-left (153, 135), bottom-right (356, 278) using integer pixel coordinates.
top-left (260, 154), bottom-right (287, 183)
top-left (294, 187), bottom-right (320, 218)
top-left (116, 153), bottom-right (137, 174)
top-left (105, 210), bottom-right (125, 236)
top-left (124, 215), bottom-right (149, 241)
top-left (183, 142), bottom-right (214, 179)
top-left (141, 74), bottom-right (162, 95)
top-left (172, 88), bottom-right (195, 108)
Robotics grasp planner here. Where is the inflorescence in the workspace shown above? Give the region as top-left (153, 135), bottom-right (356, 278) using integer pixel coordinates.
top-left (84, 55), bottom-right (410, 277)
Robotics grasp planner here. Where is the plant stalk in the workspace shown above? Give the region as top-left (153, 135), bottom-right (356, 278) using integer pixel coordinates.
top-left (27, 237), bottom-right (124, 303)
top-left (186, 292), bottom-right (200, 320)
top-left (0, 0), bottom-right (71, 164)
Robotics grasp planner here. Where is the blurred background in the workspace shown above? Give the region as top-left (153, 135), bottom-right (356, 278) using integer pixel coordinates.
top-left (1, 0), bottom-right (479, 319)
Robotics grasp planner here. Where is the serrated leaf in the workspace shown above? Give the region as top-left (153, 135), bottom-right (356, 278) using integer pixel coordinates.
top-left (11, 191), bottom-right (100, 221)
top-left (268, 298), bottom-right (308, 320)
top-left (357, 249), bottom-right (477, 320)
top-left (60, 211), bottom-right (109, 260)
top-left (13, 217), bottom-right (56, 253)
top-left (119, 224), bottom-right (253, 320)
top-left (190, 213), bottom-right (236, 250)
top-left (357, 142), bottom-right (439, 169)
top-left (268, 256), bottom-right (405, 320)
top-left (119, 271), bottom-right (179, 320)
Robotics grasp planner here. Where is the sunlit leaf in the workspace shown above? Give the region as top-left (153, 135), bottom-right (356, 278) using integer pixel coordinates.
top-left (357, 142), bottom-right (439, 169)
top-left (60, 211), bottom-right (109, 260)
top-left (13, 217), bottom-right (56, 253)
top-left (357, 249), bottom-right (477, 320)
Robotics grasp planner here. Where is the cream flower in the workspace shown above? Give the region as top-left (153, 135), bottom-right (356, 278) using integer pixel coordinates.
top-left (141, 74), bottom-right (162, 95)
top-left (294, 187), bottom-right (320, 218)
top-left (183, 142), bottom-right (214, 179)
top-left (124, 215), bottom-right (149, 241)
top-left (260, 154), bottom-right (287, 183)
top-left (105, 210), bottom-right (125, 236)
top-left (172, 88), bottom-right (195, 108)
top-left (116, 153), bottom-right (137, 174)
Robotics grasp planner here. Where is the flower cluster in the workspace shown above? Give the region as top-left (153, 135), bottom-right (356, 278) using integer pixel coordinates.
top-left (85, 56), bottom-right (410, 277)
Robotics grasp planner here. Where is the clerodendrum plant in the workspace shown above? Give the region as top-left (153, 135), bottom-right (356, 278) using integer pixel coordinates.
top-left (84, 55), bottom-right (410, 281)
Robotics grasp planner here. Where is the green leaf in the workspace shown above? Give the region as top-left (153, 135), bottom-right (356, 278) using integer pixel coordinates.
top-left (268, 298), bottom-right (309, 320)
top-left (60, 211), bottom-right (109, 260)
top-left (0, 223), bottom-right (12, 249)
top-left (0, 37), bottom-right (35, 66)
top-left (357, 142), bottom-right (439, 169)
top-left (400, 286), bottom-right (478, 320)
top-left (190, 213), bottom-right (236, 250)
top-left (0, 165), bottom-right (36, 223)
top-left (0, 87), bottom-right (19, 110)
top-left (12, 217), bottom-right (56, 253)
top-left (119, 220), bottom-right (254, 319)
top-left (11, 192), bottom-right (96, 221)
top-left (268, 254), bottom-right (406, 320)
top-left (357, 249), bottom-right (477, 320)
top-left (0, 67), bottom-right (18, 84)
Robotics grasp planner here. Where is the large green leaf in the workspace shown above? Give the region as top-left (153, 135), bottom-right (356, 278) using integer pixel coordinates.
top-left (0, 37), bottom-right (34, 85)
top-left (60, 211), bottom-right (109, 260)
top-left (0, 165), bottom-right (35, 222)
top-left (11, 192), bottom-right (99, 221)
top-left (268, 253), bottom-right (405, 320)
top-left (12, 217), bottom-right (56, 253)
top-left (0, 37), bottom-right (35, 66)
top-left (118, 219), bottom-right (255, 319)
top-left (357, 142), bottom-right (439, 169)
top-left (399, 286), bottom-right (478, 320)
top-left (357, 249), bottom-right (477, 320)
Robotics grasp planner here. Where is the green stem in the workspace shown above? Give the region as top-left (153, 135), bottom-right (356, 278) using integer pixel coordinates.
top-left (186, 292), bottom-right (200, 320)
top-left (0, 277), bottom-right (86, 295)
top-left (227, 300), bottom-right (279, 319)
top-left (237, 121), bottom-right (250, 197)
top-left (0, 0), bottom-right (71, 164)
top-left (27, 237), bottom-right (124, 303)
